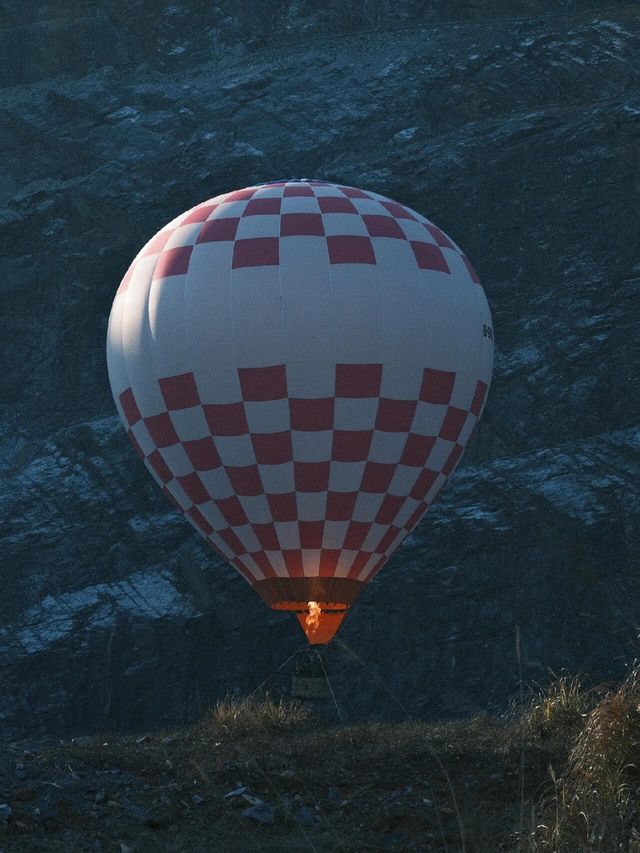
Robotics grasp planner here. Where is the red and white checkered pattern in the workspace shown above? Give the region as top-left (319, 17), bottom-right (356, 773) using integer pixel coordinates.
top-left (107, 180), bottom-right (493, 588)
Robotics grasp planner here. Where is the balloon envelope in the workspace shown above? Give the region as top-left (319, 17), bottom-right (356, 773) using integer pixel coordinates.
top-left (107, 180), bottom-right (493, 644)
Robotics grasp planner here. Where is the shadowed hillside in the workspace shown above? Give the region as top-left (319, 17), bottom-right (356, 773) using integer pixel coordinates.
top-left (1, 0), bottom-right (639, 739)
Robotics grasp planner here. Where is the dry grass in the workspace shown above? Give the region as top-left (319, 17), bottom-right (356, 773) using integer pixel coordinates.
top-left (525, 675), bottom-right (596, 738)
top-left (26, 704), bottom-right (532, 851)
top-left (202, 693), bottom-right (315, 735)
top-left (526, 664), bottom-right (640, 852)
top-left (11, 676), bottom-right (640, 851)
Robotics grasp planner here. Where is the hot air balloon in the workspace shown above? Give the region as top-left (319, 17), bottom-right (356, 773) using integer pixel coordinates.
top-left (106, 179), bottom-right (493, 646)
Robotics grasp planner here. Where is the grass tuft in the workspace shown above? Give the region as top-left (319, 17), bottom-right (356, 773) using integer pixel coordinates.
top-left (530, 663), bottom-right (640, 851)
top-left (524, 674), bottom-right (596, 740)
top-left (199, 693), bottom-right (314, 736)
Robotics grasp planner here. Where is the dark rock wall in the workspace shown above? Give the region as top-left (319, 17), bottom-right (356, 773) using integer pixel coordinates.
top-left (2, 1), bottom-right (639, 739)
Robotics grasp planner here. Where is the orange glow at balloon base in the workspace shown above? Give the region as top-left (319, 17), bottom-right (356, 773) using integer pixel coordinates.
top-left (296, 610), bottom-right (347, 646)
top-left (296, 607), bottom-right (347, 645)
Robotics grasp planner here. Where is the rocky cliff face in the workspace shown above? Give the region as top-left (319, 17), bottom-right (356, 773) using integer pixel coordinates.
top-left (2, 1), bottom-right (639, 740)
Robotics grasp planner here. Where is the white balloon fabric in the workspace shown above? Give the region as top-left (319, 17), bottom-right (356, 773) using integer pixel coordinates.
top-left (107, 179), bottom-right (493, 642)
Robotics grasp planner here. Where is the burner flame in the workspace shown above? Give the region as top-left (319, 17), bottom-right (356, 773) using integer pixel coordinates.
top-left (305, 601), bottom-right (322, 636)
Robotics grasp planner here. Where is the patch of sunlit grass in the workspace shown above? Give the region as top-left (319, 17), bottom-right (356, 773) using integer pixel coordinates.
top-left (530, 664), bottom-right (640, 851)
top-left (199, 693), bottom-right (314, 736)
top-left (523, 674), bottom-right (597, 740)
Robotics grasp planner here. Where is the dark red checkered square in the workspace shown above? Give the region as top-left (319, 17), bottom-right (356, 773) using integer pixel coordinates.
top-left (332, 430), bottom-right (373, 462)
top-left (289, 398), bottom-right (334, 431)
top-left (197, 217), bottom-right (239, 243)
top-left (361, 462), bottom-right (395, 493)
top-left (440, 407), bottom-right (468, 441)
top-left (375, 495), bottom-right (405, 524)
top-left (461, 255), bottom-right (480, 284)
top-left (147, 449), bottom-right (173, 483)
top-left (283, 550), bottom-right (304, 577)
top-left (239, 365), bottom-right (287, 401)
top-left (367, 555), bottom-right (387, 579)
top-left (424, 223), bottom-right (454, 249)
top-left (336, 363), bottom-right (382, 398)
top-left (215, 496), bottom-right (248, 526)
top-left (219, 528), bottom-right (247, 555)
top-left (362, 214), bottom-right (406, 239)
top-left (299, 521), bottom-right (324, 549)
top-left (411, 241), bottom-right (450, 273)
top-left (470, 380), bottom-right (488, 416)
top-left (326, 491), bottom-right (358, 521)
top-left (380, 201), bottom-right (416, 220)
top-left (232, 237), bottom-right (279, 269)
top-left (280, 213), bottom-right (325, 236)
top-left (375, 398), bottom-right (417, 432)
top-left (347, 551), bottom-right (373, 579)
top-left (267, 492), bottom-right (297, 522)
top-left (327, 235), bottom-right (376, 265)
top-left (319, 549), bottom-right (341, 577)
top-left (119, 388), bottom-right (140, 426)
top-left (231, 557), bottom-right (254, 583)
top-left (344, 521), bottom-right (369, 550)
top-left (225, 465), bottom-right (263, 496)
top-left (400, 434), bottom-right (436, 467)
top-left (204, 402), bottom-right (248, 436)
top-left (117, 261), bottom-right (135, 294)
top-left (339, 186), bottom-right (372, 199)
top-left (224, 188), bottom-right (258, 202)
top-left (251, 432), bottom-right (292, 464)
top-left (182, 203), bottom-right (218, 224)
top-left (208, 539), bottom-right (230, 562)
top-left (442, 443), bottom-right (464, 476)
top-left (144, 413), bottom-right (179, 448)
top-left (318, 196), bottom-right (357, 214)
top-left (376, 525), bottom-right (402, 554)
top-left (177, 472), bottom-right (209, 504)
top-left (183, 437), bottom-right (220, 471)
top-left (283, 184), bottom-right (314, 196)
top-left (419, 368), bottom-right (455, 405)
top-left (127, 429), bottom-right (144, 460)
top-left (162, 485), bottom-right (181, 510)
top-left (253, 522), bottom-right (280, 550)
top-left (141, 231), bottom-right (171, 257)
top-left (410, 469), bottom-right (438, 500)
top-left (243, 197), bottom-right (281, 216)
top-left (158, 372), bottom-right (199, 411)
top-left (252, 551), bottom-right (276, 578)
top-left (187, 506), bottom-right (213, 535)
top-left (154, 246), bottom-right (193, 279)
top-left (294, 461), bottom-right (330, 492)
top-left (404, 501), bottom-right (428, 531)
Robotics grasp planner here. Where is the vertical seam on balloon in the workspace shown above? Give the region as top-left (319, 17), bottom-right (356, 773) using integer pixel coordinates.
top-left (182, 200), bottom-right (244, 572)
top-left (275, 183), bottom-right (292, 576)
top-left (142, 225), bottom-right (211, 560)
top-left (480, 280), bottom-right (494, 411)
top-left (313, 180), bottom-right (335, 583)
top-left (473, 272), bottom-right (493, 426)
top-left (214, 199), bottom-right (251, 570)
top-left (226, 213), bottom-right (262, 586)
top-left (117, 232), bottom-right (169, 503)
top-left (180, 209), bottom-right (220, 563)
top-left (400, 224), bottom-right (436, 532)
top-left (106, 289), bottom-right (125, 412)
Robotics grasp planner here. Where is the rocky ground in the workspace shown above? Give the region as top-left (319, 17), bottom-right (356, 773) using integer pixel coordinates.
top-left (1, 1), bottom-right (640, 740)
top-left (0, 698), bottom-right (565, 852)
